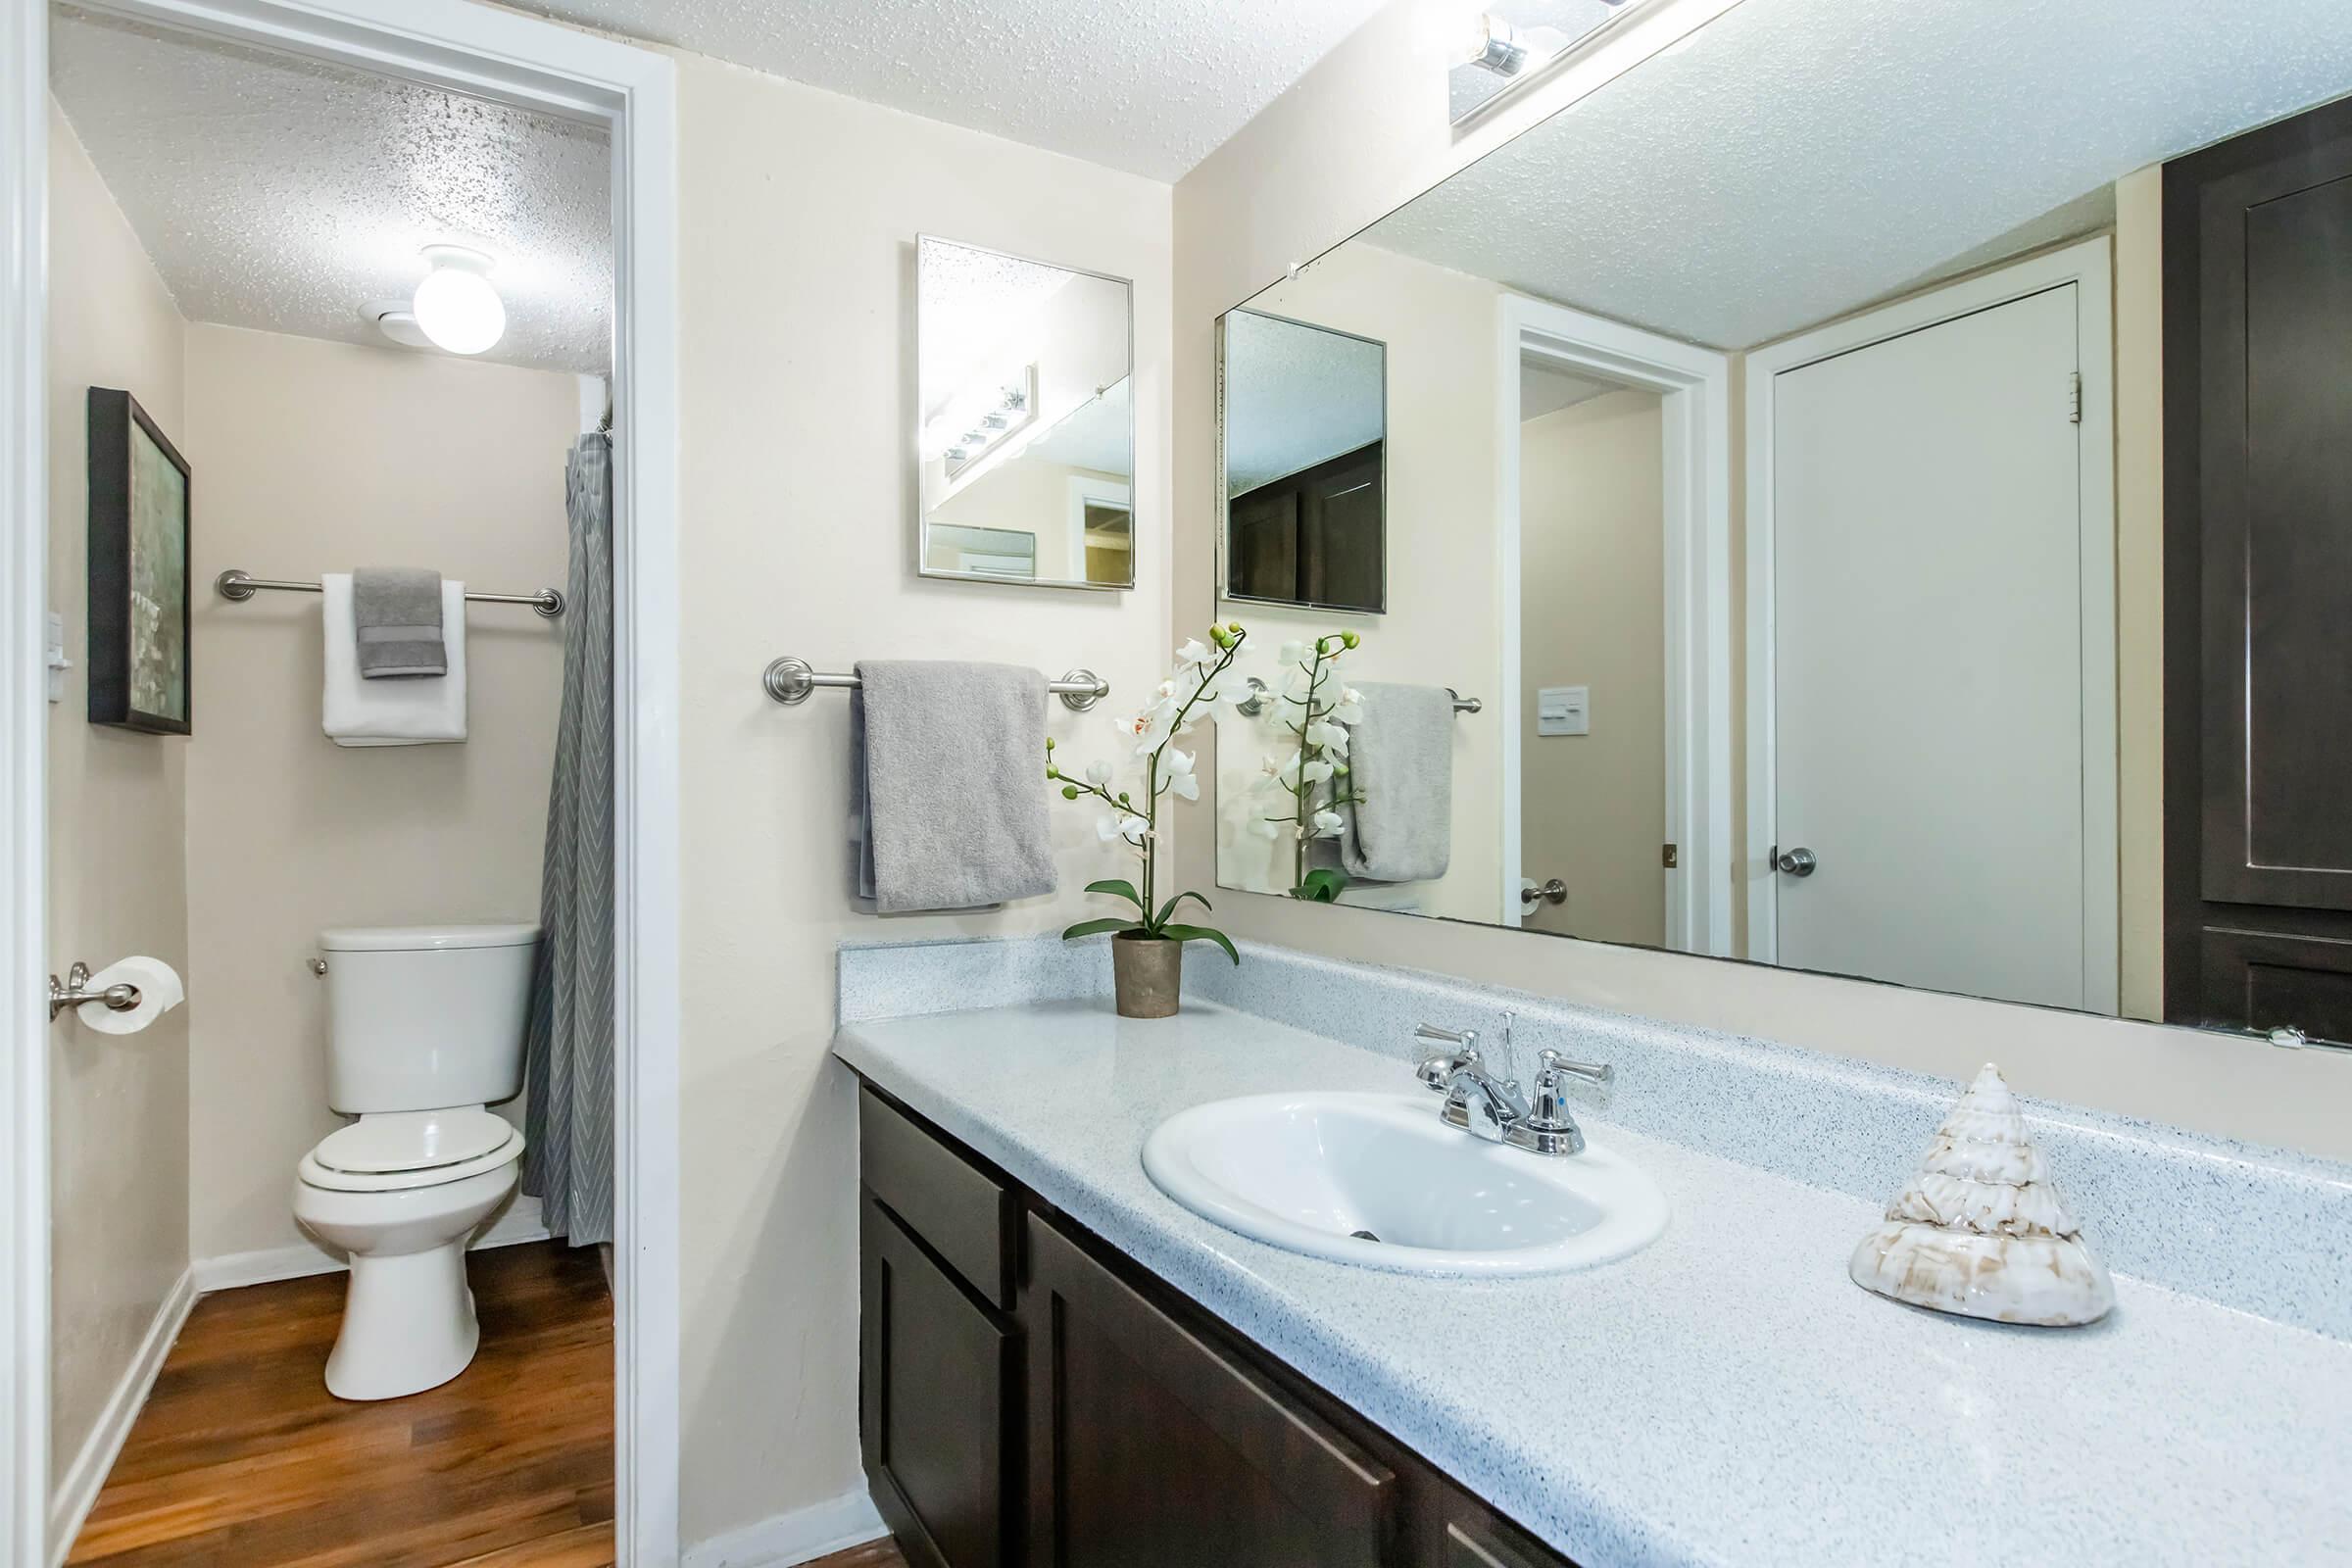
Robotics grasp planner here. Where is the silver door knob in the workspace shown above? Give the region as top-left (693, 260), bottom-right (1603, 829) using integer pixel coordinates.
top-left (1775, 847), bottom-right (1817, 877)
top-left (1521, 878), bottom-right (1567, 906)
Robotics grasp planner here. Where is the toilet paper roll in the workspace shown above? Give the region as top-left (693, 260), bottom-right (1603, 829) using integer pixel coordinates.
top-left (76, 956), bottom-right (184, 1035)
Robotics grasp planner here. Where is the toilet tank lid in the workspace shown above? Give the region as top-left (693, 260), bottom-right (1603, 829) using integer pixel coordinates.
top-left (318, 922), bottom-right (541, 953)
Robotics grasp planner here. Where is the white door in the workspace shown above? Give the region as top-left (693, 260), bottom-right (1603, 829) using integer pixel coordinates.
top-left (1765, 282), bottom-right (2102, 1010)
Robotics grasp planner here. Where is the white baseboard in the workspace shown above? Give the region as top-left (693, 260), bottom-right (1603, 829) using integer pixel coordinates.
top-left (192, 1194), bottom-right (552, 1294)
top-left (681, 1487), bottom-right (888, 1568)
top-left (48, 1263), bottom-right (198, 1567)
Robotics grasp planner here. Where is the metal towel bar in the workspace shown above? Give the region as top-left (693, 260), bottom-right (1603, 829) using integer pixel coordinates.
top-left (1234, 678), bottom-right (1481, 717)
top-left (761, 657), bottom-right (1108, 712)
top-left (215, 568), bottom-right (564, 618)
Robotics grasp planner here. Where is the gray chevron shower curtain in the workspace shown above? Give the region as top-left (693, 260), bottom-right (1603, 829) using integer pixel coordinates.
top-left (522, 432), bottom-right (615, 1246)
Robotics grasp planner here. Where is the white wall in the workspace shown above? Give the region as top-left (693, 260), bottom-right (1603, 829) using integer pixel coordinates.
top-left (668, 51), bottom-right (1173, 1544)
top-left (1211, 242), bottom-right (1502, 921)
top-left (1169, 0), bottom-right (2352, 1160)
top-left (43, 100), bottom-right (190, 1495)
top-left (1518, 389), bottom-right (1665, 946)
top-left (179, 324), bottom-right (577, 1261)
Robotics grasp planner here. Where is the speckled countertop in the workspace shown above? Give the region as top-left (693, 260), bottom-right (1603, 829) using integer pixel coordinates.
top-left (835, 999), bottom-right (2352, 1568)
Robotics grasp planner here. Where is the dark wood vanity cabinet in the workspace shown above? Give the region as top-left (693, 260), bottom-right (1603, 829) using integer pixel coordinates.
top-left (855, 1084), bottom-right (1578, 1568)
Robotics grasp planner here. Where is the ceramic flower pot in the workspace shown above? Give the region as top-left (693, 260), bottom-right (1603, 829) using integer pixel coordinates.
top-left (1112, 933), bottom-right (1183, 1019)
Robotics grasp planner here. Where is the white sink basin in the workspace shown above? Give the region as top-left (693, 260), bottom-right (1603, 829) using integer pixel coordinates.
top-left (1142, 1092), bottom-right (1669, 1276)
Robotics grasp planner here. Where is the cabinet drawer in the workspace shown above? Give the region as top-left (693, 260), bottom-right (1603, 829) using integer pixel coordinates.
top-left (860, 1087), bottom-right (1016, 1309)
top-left (1024, 1213), bottom-right (1397, 1568)
top-left (862, 1196), bottom-right (1016, 1568)
top-left (1443, 1519), bottom-right (1550, 1568)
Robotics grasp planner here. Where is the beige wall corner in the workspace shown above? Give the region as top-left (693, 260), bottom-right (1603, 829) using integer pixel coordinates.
top-left (43, 97), bottom-right (193, 1494)
top-left (2114, 164), bottom-right (2165, 1022)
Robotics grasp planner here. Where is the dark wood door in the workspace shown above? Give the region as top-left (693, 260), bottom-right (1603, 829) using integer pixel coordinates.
top-left (1022, 1214), bottom-right (1398, 1568)
top-left (862, 1193), bottom-right (1018, 1568)
top-left (2165, 95), bottom-right (2352, 1041)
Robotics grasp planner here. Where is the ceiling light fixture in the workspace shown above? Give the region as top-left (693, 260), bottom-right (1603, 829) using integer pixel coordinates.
top-left (411, 244), bottom-right (506, 356)
top-left (1464, 14), bottom-right (1535, 76)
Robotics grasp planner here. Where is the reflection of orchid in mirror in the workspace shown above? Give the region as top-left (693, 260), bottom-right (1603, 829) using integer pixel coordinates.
top-left (1046, 624), bottom-right (1249, 962)
top-left (1250, 632), bottom-right (1367, 901)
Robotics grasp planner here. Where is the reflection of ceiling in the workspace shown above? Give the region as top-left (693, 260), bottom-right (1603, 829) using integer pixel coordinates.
top-left (49, 7), bottom-right (612, 373)
top-left (1521, 362), bottom-right (1620, 419)
top-left (1224, 312), bottom-right (1385, 495)
top-left (917, 239), bottom-right (1075, 421)
top-left (516, 0), bottom-right (1390, 181)
top-left (1025, 378), bottom-right (1133, 478)
top-left (1373, 0), bottom-right (2352, 351)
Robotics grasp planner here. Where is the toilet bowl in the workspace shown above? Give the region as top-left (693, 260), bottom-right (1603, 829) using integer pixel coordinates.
top-left (293, 1106), bottom-right (526, 1400)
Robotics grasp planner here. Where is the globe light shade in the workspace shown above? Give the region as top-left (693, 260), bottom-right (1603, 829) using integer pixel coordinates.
top-left (412, 246), bottom-right (506, 356)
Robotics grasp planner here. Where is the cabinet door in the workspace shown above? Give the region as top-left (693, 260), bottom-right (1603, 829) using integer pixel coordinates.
top-left (1442, 1520), bottom-right (1548, 1568)
top-left (862, 1193), bottom-right (1016, 1568)
top-left (1023, 1214), bottom-right (1397, 1568)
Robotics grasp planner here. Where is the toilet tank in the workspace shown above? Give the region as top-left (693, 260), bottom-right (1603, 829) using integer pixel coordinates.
top-left (318, 923), bottom-right (541, 1113)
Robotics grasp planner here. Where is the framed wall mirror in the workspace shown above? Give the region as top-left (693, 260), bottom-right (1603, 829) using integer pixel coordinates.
top-left (1210, 0), bottom-right (2352, 1053)
top-left (1219, 310), bottom-right (1387, 613)
top-left (917, 235), bottom-right (1135, 590)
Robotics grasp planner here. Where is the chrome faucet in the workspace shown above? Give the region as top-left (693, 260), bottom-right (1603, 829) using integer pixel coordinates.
top-left (1413, 1017), bottom-right (1612, 1157)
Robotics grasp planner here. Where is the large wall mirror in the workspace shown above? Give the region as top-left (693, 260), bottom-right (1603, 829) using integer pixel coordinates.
top-left (918, 235), bottom-right (1135, 589)
top-left (1211, 0), bottom-right (2352, 1051)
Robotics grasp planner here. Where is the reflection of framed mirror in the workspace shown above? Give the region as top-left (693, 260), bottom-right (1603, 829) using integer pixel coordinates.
top-left (1218, 310), bottom-right (1386, 613)
top-left (916, 235), bottom-right (1134, 590)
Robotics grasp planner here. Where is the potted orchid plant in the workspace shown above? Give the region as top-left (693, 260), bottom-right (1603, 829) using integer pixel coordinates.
top-left (1251, 632), bottom-right (1365, 902)
top-left (1048, 622), bottom-right (1248, 1018)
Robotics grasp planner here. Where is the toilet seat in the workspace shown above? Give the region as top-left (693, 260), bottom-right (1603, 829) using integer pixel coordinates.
top-left (300, 1108), bottom-right (524, 1194)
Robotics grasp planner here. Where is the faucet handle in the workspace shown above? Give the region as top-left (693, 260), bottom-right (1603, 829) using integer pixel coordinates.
top-left (1414, 1022), bottom-right (1478, 1051)
top-left (1416, 1042), bottom-right (1480, 1092)
top-left (1535, 1049), bottom-right (1612, 1090)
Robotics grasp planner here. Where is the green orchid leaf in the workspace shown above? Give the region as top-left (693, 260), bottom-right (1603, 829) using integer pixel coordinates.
top-left (1161, 923), bottom-right (1241, 964)
top-left (1153, 890), bottom-right (1211, 926)
top-left (1292, 868), bottom-right (1349, 903)
top-left (1085, 878), bottom-right (1146, 910)
top-left (1060, 917), bottom-right (1140, 943)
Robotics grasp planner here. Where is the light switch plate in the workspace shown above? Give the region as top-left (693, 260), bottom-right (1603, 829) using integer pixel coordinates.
top-left (1537, 685), bottom-right (1590, 737)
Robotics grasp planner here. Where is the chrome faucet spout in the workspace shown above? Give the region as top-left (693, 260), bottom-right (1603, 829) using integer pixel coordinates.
top-left (1413, 1022), bottom-right (1606, 1158)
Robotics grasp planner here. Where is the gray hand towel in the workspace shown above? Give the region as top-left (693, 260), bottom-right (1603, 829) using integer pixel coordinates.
top-left (351, 567), bottom-right (447, 678)
top-left (851, 661), bottom-right (1057, 913)
top-left (1339, 681), bottom-right (1454, 883)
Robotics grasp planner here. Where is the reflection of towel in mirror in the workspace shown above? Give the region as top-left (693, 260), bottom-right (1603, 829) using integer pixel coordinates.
top-left (851, 661), bottom-right (1057, 913)
top-left (1339, 682), bottom-right (1453, 884)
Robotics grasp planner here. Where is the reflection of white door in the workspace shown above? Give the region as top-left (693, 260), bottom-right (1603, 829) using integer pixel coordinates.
top-left (1749, 241), bottom-right (2117, 1013)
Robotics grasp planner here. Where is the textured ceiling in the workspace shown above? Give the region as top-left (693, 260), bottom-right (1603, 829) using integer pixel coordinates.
top-left (1224, 311), bottom-right (1384, 495)
top-left (515, 0), bottom-right (1393, 181)
top-left (49, 7), bottom-right (612, 373)
top-left (1369, 0), bottom-right (2352, 351)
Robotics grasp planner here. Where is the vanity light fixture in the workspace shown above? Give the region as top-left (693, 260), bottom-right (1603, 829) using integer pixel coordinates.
top-left (1466, 14), bottom-right (1535, 76)
top-left (411, 244), bottom-right (507, 356)
top-left (1451, 0), bottom-right (1663, 127)
top-left (940, 368), bottom-right (1040, 481)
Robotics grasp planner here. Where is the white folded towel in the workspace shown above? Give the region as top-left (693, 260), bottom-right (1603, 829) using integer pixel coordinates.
top-left (321, 573), bottom-right (467, 746)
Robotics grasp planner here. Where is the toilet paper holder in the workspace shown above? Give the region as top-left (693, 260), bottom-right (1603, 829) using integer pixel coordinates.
top-left (49, 960), bottom-right (142, 1020)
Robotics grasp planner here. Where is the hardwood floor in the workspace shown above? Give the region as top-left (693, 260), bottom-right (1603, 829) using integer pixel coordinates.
top-left (69, 1241), bottom-right (616, 1568)
top-left (805, 1545), bottom-right (905, 1568)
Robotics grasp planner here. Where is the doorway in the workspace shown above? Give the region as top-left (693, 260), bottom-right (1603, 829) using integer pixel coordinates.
top-left (0, 2), bottom-right (680, 1564)
top-left (1744, 237), bottom-right (2119, 1014)
top-left (1496, 295), bottom-right (1734, 955)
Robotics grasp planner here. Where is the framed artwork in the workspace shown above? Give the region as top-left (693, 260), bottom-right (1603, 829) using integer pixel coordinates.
top-left (87, 386), bottom-right (192, 734)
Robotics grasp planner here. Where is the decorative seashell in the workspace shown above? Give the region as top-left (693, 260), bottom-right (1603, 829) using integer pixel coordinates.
top-left (1848, 1063), bottom-right (2114, 1326)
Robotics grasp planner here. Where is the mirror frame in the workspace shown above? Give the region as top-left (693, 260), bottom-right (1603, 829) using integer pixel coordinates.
top-left (914, 234), bottom-right (1138, 593)
top-left (1215, 306), bottom-right (1391, 617)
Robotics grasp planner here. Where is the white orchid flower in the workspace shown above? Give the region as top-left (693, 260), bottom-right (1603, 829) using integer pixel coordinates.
top-left (1299, 758), bottom-right (1334, 786)
top-left (1306, 719), bottom-right (1350, 756)
top-left (1331, 688), bottom-right (1365, 724)
top-left (1160, 748), bottom-right (1199, 801)
top-left (1098, 811), bottom-right (1149, 846)
top-left (1084, 760), bottom-right (1114, 788)
top-left (1311, 808), bottom-right (1345, 838)
top-left (1277, 640), bottom-right (1305, 667)
top-left (1174, 638), bottom-right (1215, 674)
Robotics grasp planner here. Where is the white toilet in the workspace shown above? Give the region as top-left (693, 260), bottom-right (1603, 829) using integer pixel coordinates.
top-left (292, 921), bottom-right (539, 1401)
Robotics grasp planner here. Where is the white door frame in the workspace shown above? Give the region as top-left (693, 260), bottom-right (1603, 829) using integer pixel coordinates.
top-left (1497, 293), bottom-right (1734, 955)
top-left (0, 3), bottom-right (683, 1563)
top-left (1742, 234), bottom-right (2118, 1013)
